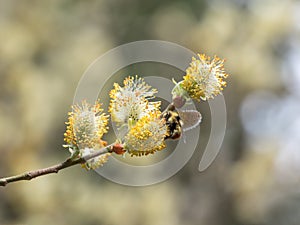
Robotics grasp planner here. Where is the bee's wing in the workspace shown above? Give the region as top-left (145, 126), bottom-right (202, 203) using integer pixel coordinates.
top-left (178, 110), bottom-right (202, 132)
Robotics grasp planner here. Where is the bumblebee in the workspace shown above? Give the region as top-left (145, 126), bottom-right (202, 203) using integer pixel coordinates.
top-left (162, 104), bottom-right (183, 140)
top-left (162, 103), bottom-right (202, 140)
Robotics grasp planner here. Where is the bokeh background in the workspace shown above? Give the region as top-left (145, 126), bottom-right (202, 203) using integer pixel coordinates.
top-left (1, 0), bottom-right (300, 224)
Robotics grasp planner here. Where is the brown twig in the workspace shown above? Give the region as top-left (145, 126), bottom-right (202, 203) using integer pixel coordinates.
top-left (0, 147), bottom-right (110, 187)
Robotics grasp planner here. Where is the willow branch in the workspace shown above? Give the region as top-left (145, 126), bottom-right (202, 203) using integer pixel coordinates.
top-left (0, 102), bottom-right (176, 187)
top-left (0, 147), bottom-right (110, 187)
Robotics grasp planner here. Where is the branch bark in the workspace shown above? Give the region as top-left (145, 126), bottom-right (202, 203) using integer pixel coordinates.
top-left (0, 147), bottom-right (110, 187)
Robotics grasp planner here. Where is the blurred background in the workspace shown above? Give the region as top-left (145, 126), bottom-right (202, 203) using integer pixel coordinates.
top-left (1, 0), bottom-right (300, 224)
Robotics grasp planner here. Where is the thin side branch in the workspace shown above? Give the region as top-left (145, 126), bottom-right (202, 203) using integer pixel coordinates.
top-left (0, 147), bottom-right (110, 187)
